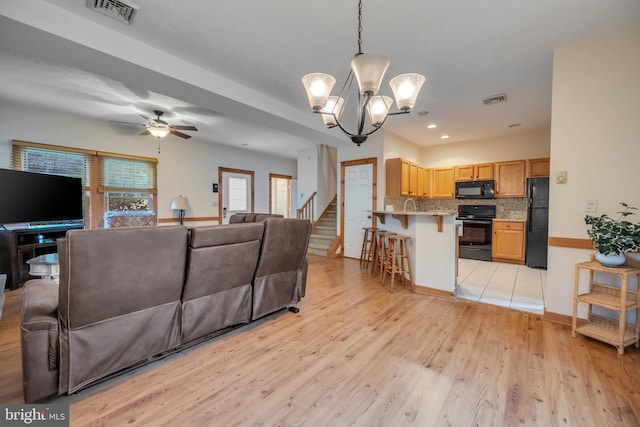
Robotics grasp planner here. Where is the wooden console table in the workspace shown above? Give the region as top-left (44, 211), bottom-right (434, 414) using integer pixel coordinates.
top-left (0, 225), bottom-right (83, 289)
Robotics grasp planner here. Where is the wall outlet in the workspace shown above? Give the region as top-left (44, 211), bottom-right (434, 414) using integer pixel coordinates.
top-left (585, 199), bottom-right (597, 212)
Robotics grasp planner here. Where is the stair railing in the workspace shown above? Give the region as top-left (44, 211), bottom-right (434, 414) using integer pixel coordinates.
top-left (297, 191), bottom-right (316, 222)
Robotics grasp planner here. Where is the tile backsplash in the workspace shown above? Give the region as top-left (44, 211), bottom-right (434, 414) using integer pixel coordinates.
top-left (384, 197), bottom-right (528, 221)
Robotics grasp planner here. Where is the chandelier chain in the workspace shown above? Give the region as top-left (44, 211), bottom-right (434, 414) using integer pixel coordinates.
top-left (357, 0), bottom-right (363, 54)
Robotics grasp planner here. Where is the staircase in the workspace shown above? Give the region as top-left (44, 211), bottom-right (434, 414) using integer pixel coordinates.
top-left (307, 200), bottom-right (337, 256)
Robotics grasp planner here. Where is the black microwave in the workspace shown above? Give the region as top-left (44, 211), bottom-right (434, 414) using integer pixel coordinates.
top-left (455, 180), bottom-right (495, 199)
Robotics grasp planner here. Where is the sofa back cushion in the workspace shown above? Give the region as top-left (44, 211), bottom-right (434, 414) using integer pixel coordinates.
top-left (252, 218), bottom-right (311, 320)
top-left (57, 225), bottom-right (187, 393)
top-left (181, 223), bottom-right (264, 343)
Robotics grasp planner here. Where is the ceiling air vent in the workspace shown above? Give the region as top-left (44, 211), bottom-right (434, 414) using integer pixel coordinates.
top-left (87, 0), bottom-right (139, 25)
top-left (482, 93), bottom-right (508, 106)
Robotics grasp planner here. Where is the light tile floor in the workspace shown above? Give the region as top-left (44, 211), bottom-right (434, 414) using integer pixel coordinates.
top-left (456, 258), bottom-right (546, 314)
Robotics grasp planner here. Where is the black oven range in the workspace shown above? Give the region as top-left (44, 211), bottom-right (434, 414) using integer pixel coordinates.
top-left (457, 205), bottom-right (496, 262)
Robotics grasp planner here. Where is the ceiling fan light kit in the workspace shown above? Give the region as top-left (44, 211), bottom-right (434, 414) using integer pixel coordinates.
top-left (301, 0), bottom-right (425, 146)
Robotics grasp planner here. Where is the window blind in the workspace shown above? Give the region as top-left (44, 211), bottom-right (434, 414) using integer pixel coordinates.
top-left (98, 155), bottom-right (157, 194)
top-left (11, 140), bottom-right (92, 188)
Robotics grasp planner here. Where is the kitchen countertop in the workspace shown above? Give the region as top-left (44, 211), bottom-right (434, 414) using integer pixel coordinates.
top-left (493, 218), bottom-right (526, 222)
top-left (371, 210), bottom-right (457, 216)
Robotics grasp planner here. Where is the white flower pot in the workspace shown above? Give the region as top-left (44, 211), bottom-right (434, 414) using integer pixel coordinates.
top-left (595, 251), bottom-right (626, 268)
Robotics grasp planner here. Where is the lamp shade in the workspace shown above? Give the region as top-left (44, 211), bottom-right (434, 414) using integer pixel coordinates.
top-left (367, 96), bottom-right (393, 126)
top-left (320, 96), bottom-right (345, 126)
top-left (148, 126), bottom-right (170, 138)
top-left (170, 196), bottom-right (189, 210)
top-left (389, 73), bottom-right (425, 111)
top-left (351, 53), bottom-right (390, 95)
top-left (301, 73), bottom-right (336, 111)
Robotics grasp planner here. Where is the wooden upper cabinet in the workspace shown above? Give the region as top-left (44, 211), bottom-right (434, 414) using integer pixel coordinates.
top-left (527, 157), bottom-right (550, 177)
top-left (432, 167), bottom-right (455, 199)
top-left (417, 166), bottom-right (431, 198)
top-left (386, 158), bottom-right (420, 198)
top-left (408, 162), bottom-right (419, 197)
top-left (495, 160), bottom-right (526, 197)
top-left (454, 163), bottom-right (494, 181)
top-left (476, 163), bottom-right (494, 180)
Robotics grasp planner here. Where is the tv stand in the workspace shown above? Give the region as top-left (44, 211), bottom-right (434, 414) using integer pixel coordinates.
top-left (0, 224), bottom-right (83, 290)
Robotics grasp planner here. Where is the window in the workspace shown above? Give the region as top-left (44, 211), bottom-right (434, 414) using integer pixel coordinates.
top-left (228, 177), bottom-right (247, 211)
top-left (12, 141), bottom-right (92, 225)
top-left (11, 140), bottom-right (158, 228)
top-left (98, 155), bottom-right (157, 212)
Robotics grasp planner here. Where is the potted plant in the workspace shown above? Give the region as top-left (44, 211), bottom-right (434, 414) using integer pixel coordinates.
top-left (585, 202), bottom-right (640, 267)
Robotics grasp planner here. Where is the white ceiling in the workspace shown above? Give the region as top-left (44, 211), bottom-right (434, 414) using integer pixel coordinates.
top-left (1, 1), bottom-right (639, 158)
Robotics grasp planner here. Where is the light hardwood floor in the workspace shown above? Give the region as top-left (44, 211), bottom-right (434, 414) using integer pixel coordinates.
top-left (1, 255), bottom-right (639, 426)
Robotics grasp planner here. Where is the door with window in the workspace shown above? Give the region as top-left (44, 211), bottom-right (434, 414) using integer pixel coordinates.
top-left (269, 174), bottom-right (291, 218)
top-left (219, 168), bottom-right (254, 224)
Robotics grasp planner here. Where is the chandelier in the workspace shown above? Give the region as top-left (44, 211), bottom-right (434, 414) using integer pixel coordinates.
top-left (302, 0), bottom-right (425, 146)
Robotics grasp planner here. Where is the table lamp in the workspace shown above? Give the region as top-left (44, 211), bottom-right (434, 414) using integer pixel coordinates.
top-left (170, 196), bottom-right (189, 225)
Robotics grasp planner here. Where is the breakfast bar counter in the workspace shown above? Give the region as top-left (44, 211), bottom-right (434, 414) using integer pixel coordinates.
top-left (370, 210), bottom-right (458, 296)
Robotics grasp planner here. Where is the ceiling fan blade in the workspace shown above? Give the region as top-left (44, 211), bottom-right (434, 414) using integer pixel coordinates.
top-left (109, 120), bottom-right (145, 127)
top-left (139, 114), bottom-right (152, 121)
top-left (170, 125), bottom-right (198, 131)
top-left (170, 130), bottom-right (191, 139)
top-left (140, 130), bottom-right (151, 135)
top-left (154, 119), bottom-right (169, 125)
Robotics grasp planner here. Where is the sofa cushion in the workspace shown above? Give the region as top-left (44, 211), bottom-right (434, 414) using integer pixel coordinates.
top-left (57, 226), bottom-right (188, 394)
top-left (252, 218), bottom-right (311, 319)
top-left (181, 223), bottom-right (264, 343)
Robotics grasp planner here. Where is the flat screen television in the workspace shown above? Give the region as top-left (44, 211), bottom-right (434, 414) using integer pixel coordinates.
top-left (0, 168), bottom-right (83, 225)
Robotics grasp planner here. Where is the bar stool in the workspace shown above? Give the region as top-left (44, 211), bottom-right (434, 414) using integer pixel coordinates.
top-left (382, 234), bottom-right (414, 293)
top-left (372, 231), bottom-right (396, 277)
top-left (360, 227), bottom-right (382, 269)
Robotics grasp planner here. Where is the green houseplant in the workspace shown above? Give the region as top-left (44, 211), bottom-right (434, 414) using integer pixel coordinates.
top-left (585, 202), bottom-right (640, 267)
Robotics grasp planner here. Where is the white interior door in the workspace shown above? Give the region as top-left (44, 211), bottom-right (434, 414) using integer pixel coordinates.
top-left (344, 163), bottom-right (373, 258)
top-left (221, 171), bottom-right (252, 224)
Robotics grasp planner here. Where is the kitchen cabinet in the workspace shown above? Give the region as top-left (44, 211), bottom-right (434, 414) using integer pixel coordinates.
top-left (385, 158), bottom-right (425, 197)
top-left (431, 167), bottom-right (455, 199)
top-left (491, 220), bottom-right (525, 264)
top-left (494, 160), bottom-right (526, 197)
top-left (417, 166), bottom-right (431, 198)
top-left (527, 157), bottom-right (550, 177)
top-left (572, 258), bottom-right (640, 354)
top-left (454, 163), bottom-right (494, 181)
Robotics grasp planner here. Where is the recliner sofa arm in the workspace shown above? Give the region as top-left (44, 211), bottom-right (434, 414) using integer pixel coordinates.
top-left (21, 280), bottom-right (60, 403)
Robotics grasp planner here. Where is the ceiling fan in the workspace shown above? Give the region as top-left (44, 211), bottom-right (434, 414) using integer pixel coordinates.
top-left (110, 110), bottom-right (198, 139)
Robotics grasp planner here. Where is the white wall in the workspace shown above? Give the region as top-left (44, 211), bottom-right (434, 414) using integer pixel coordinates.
top-left (296, 146), bottom-right (318, 211)
top-left (546, 25), bottom-right (640, 316)
top-left (421, 129), bottom-right (550, 167)
top-left (383, 131), bottom-right (423, 164)
top-left (0, 100), bottom-right (297, 226)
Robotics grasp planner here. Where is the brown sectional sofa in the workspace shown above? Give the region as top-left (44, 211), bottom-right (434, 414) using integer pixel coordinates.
top-left (20, 218), bottom-right (311, 403)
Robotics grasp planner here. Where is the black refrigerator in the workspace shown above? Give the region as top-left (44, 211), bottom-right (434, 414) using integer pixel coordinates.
top-left (526, 177), bottom-right (549, 269)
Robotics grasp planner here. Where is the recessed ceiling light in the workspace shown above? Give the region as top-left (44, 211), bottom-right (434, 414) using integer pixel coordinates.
top-left (427, 124), bottom-right (437, 129)
top-left (508, 123), bottom-right (521, 128)
top-left (417, 111), bottom-right (430, 116)
top-left (440, 135), bottom-right (449, 139)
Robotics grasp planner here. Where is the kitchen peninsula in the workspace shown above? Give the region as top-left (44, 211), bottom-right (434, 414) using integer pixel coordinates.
top-left (370, 210), bottom-right (458, 297)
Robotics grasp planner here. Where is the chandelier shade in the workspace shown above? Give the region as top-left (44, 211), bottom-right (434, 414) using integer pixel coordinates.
top-left (300, 0), bottom-right (425, 146)
top-left (301, 73), bottom-right (336, 111)
top-left (351, 53), bottom-right (390, 95)
top-left (389, 73), bottom-right (426, 111)
top-left (367, 96), bottom-right (393, 126)
top-left (320, 96), bottom-right (345, 126)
